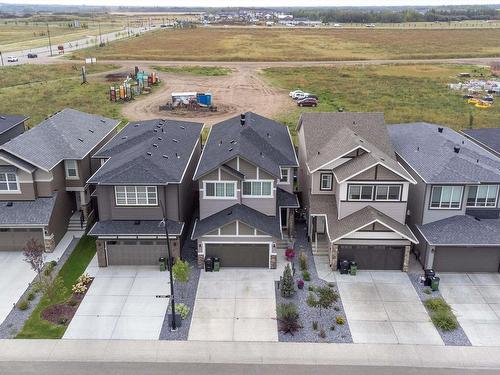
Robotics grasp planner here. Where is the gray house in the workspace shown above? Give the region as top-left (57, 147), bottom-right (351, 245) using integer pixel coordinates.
top-left (297, 112), bottom-right (418, 271)
top-left (88, 119), bottom-right (203, 267)
top-left (388, 123), bottom-right (500, 272)
top-left (191, 112), bottom-right (299, 269)
top-left (0, 114), bottom-right (28, 145)
top-left (0, 109), bottom-right (119, 252)
top-left (462, 128), bottom-right (500, 158)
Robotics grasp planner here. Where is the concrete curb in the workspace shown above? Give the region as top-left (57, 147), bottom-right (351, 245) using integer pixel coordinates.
top-left (1, 340), bottom-right (500, 368)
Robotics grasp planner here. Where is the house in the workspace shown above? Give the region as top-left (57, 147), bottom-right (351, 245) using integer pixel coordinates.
top-left (461, 128), bottom-right (500, 158)
top-left (297, 112), bottom-right (418, 271)
top-left (88, 119), bottom-right (203, 267)
top-left (388, 123), bottom-right (500, 272)
top-left (191, 112), bottom-right (299, 269)
top-left (0, 114), bottom-right (28, 145)
top-left (0, 109), bottom-right (120, 252)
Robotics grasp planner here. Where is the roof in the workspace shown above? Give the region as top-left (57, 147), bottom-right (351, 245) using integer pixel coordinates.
top-left (0, 109), bottom-right (120, 171)
top-left (0, 114), bottom-right (28, 135)
top-left (88, 220), bottom-right (184, 237)
top-left (0, 150), bottom-right (36, 173)
top-left (388, 123), bottom-right (500, 184)
top-left (89, 119), bottom-right (203, 185)
top-left (417, 215), bottom-right (500, 246)
top-left (461, 128), bottom-right (500, 157)
top-left (0, 194), bottom-right (57, 226)
top-left (277, 187), bottom-right (300, 208)
top-left (297, 112), bottom-right (414, 183)
top-left (310, 195), bottom-right (417, 244)
top-left (193, 112), bottom-right (298, 180)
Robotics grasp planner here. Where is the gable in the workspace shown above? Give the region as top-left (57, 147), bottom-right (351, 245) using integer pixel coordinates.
top-left (348, 164), bottom-right (406, 181)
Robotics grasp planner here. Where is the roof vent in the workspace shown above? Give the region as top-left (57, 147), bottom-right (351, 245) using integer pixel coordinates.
top-left (353, 121), bottom-right (356, 125)
top-left (0, 116), bottom-right (5, 120)
top-left (266, 133), bottom-right (270, 138)
top-left (438, 127), bottom-right (444, 133)
top-left (158, 137), bottom-right (162, 141)
top-left (462, 140), bottom-right (465, 144)
top-left (180, 126), bottom-right (185, 130)
top-left (78, 138), bottom-right (84, 142)
top-left (219, 140), bottom-right (223, 146)
top-left (380, 157), bottom-right (385, 161)
top-left (230, 139), bottom-right (235, 144)
top-left (176, 153), bottom-right (180, 159)
top-left (228, 148), bottom-right (233, 152)
top-left (227, 210), bottom-right (232, 216)
top-left (417, 146), bottom-right (420, 151)
top-left (134, 123), bottom-right (139, 127)
top-left (100, 119), bottom-right (106, 123)
top-left (153, 144), bottom-right (158, 148)
top-left (89, 129), bottom-right (94, 133)
top-left (454, 146), bottom-right (460, 154)
top-left (154, 129), bottom-right (158, 133)
top-left (6, 201), bottom-right (13, 207)
top-left (317, 151), bottom-right (320, 155)
top-left (163, 154), bottom-right (169, 159)
top-left (121, 136), bottom-right (127, 140)
top-left (134, 220), bottom-right (141, 225)
top-left (474, 217), bottom-right (481, 221)
top-left (147, 152), bottom-right (152, 156)
top-left (172, 139), bottom-right (178, 143)
top-left (240, 113), bottom-right (246, 126)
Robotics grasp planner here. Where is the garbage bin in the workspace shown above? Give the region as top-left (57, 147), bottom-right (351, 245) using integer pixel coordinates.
top-left (159, 257), bottom-right (166, 272)
top-left (349, 261), bottom-right (358, 276)
top-left (339, 260), bottom-right (350, 275)
top-left (431, 276), bottom-right (440, 291)
top-left (213, 257), bottom-right (220, 272)
top-left (204, 257), bottom-right (213, 272)
top-left (424, 269), bottom-right (435, 286)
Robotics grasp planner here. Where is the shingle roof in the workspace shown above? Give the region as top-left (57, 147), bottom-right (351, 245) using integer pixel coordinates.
top-left (0, 114), bottom-right (28, 134)
top-left (462, 128), bottom-right (500, 156)
top-left (0, 109), bottom-right (120, 171)
top-left (0, 194), bottom-right (57, 226)
top-left (88, 220), bottom-right (184, 237)
top-left (417, 215), bottom-right (500, 246)
top-left (388, 123), bottom-right (500, 184)
top-left (193, 112), bottom-right (298, 180)
top-left (277, 187), bottom-right (299, 208)
top-left (89, 119), bottom-right (203, 184)
top-left (0, 151), bottom-right (36, 173)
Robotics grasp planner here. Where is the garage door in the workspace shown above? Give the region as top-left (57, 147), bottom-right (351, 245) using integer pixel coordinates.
top-left (433, 246), bottom-right (500, 273)
top-left (338, 245), bottom-right (405, 270)
top-left (205, 243), bottom-right (270, 268)
top-left (0, 228), bottom-right (44, 251)
top-left (106, 241), bottom-right (167, 266)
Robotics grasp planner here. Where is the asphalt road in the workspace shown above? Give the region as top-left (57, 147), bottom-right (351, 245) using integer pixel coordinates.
top-left (0, 362), bottom-right (498, 375)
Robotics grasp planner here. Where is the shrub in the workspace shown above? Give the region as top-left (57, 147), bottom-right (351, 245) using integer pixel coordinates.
top-left (77, 273), bottom-right (92, 285)
top-left (285, 248), bottom-right (296, 260)
top-left (17, 300), bottom-right (29, 311)
top-left (299, 252), bottom-right (308, 271)
top-left (302, 270), bottom-right (311, 282)
top-left (307, 286), bottom-right (339, 316)
top-left (336, 316), bottom-right (345, 325)
top-left (27, 292), bottom-right (35, 301)
top-left (45, 276), bottom-right (67, 302)
top-left (58, 317), bottom-right (68, 325)
top-left (334, 306), bottom-right (340, 311)
top-left (308, 285), bottom-right (314, 292)
top-left (312, 321), bottom-right (318, 330)
top-left (175, 303), bottom-right (190, 320)
top-left (280, 264), bottom-right (295, 298)
top-left (68, 298), bottom-right (78, 307)
top-left (50, 260), bottom-right (57, 267)
top-left (319, 329), bottom-right (326, 338)
top-left (424, 298), bottom-right (458, 331)
top-left (71, 281), bottom-right (87, 294)
top-left (277, 303), bottom-right (301, 335)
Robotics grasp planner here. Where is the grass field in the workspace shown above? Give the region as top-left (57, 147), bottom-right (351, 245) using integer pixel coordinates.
top-left (152, 65), bottom-right (232, 76)
top-left (262, 64), bottom-right (499, 138)
top-left (0, 64), bottom-right (122, 126)
top-left (70, 28), bottom-right (500, 61)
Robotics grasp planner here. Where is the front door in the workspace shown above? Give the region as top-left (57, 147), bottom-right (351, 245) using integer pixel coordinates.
top-left (281, 208), bottom-right (288, 228)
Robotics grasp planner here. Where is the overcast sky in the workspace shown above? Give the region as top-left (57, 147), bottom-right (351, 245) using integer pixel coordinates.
top-left (3, 0), bottom-right (499, 7)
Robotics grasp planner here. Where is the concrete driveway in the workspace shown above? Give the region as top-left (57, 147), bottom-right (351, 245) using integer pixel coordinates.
top-left (63, 255), bottom-right (170, 340)
top-left (440, 273), bottom-right (500, 346)
top-left (188, 268), bottom-right (279, 342)
top-left (335, 270), bottom-right (443, 345)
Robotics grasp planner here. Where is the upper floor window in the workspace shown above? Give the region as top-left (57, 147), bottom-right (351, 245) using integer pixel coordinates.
top-left (348, 185), bottom-right (374, 201)
top-left (279, 168), bottom-right (290, 184)
top-left (430, 185), bottom-right (463, 209)
top-left (115, 186), bottom-right (158, 206)
top-left (0, 172), bottom-right (19, 192)
top-left (320, 173), bottom-right (333, 191)
top-left (375, 185), bottom-right (401, 201)
top-left (467, 185), bottom-right (498, 207)
top-left (65, 160), bottom-right (79, 179)
top-left (242, 180), bottom-right (273, 198)
top-left (204, 181), bottom-right (236, 199)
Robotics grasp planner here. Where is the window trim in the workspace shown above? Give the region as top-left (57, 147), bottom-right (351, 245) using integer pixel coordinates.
top-left (114, 185), bottom-right (158, 206)
top-left (0, 171), bottom-right (20, 193)
top-left (64, 160), bottom-right (79, 180)
top-left (320, 173), bottom-right (333, 191)
top-left (278, 168), bottom-right (290, 185)
top-left (466, 184), bottom-right (499, 208)
top-left (429, 185), bottom-right (464, 210)
top-left (242, 180), bottom-right (274, 198)
top-left (347, 184), bottom-right (375, 201)
top-left (203, 181), bottom-right (237, 200)
top-left (374, 184), bottom-right (402, 201)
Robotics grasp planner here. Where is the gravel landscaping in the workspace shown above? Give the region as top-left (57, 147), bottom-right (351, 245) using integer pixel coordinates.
top-left (409, 272), bottom-right (471, 346)
top-left (275, 221), bottom-right (353, 343)
top-left (0, 238), bottom-right (79, 339)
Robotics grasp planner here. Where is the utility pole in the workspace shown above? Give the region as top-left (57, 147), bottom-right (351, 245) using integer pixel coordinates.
top-left (98, 22), bottom-right (103, 46)
top-left (46, 23), bottom-right (53, 56)
top-left (0, 52), bottom-right (4, 66)
top-left (127, 16), bottom-right (130, 36)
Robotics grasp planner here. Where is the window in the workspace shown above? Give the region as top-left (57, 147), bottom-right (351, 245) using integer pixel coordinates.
top-left (430, 186), bottom-right (463, 209)
top-left (348, 185), bottom-right (374, 201)
top-left (115, 186), bottom-right (158, 206)
top-left (320, 173), bottom-right (333, 191)
top-left (279, 168), bottom-right (290, 184)
top-left (467, 185), bottom-right (498, 207)
top-left (0, 172), bottom-right (19, 192)
top-left (375, 185), bottom-right (401, 201)
top-left (204, 182), bottom-right (236, 199)
top-left (242, 181), bottom-right (273, 197)
top-left (64, 160), bottom-right (78, 179)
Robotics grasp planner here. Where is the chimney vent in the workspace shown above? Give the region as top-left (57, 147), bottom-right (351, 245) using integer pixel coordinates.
top-left (438, 127), bottom-right (444, 133)
top-left (240, 113), bottom-right (246, 126)
top-left (454, 146), bottom-right (460, 154)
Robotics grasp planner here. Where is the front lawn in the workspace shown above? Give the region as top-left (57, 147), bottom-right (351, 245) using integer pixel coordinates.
top-left (16, 236), bottom-right (96, 339)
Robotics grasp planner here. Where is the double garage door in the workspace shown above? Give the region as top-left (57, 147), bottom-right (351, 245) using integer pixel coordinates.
top-left (0, 228), bottom-right (44, 251)
top-left (338, 245), bottom-right (405, 270)
top-left (433, 246), bottom-right (500, 273)
top-left (205, 243), bottom-right (270, 268)
top-left (106, 240), bottom-right (168, 266)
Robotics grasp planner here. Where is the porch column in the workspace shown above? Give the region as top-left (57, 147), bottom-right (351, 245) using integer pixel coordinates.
top-left (96, 239), bottom-right (107, 267)
top-left (197, 243), bottom-right (205, 269)
top-left (330, 243), bottom-right (338, 271)
top-left (403, 245), bottom-right (411, 272)
top-left (43, 229), bottom-right (55, 253)
top-left (80, 190), bottom-right (91, 221)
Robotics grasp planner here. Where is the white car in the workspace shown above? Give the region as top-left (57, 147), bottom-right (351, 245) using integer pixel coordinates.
top-left (295, 92), bottom-right (311, 100)
top-left (289, 89), bottom-right (304, 98)
top-left (7, 56), bottom-right (18, 62)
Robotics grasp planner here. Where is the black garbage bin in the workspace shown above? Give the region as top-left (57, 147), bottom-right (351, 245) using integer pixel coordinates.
top-left (424, 269), bottom-right (435, 286)
top-left (339, 260), bottom-right (350, 275)
top-left (204, 257), bottom-right (213, 272)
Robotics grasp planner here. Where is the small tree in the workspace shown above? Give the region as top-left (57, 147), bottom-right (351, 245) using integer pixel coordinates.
top-left (172, 258), bottom-right (191, 298)
top-left (306, 285), bottom-right (338, 316)
top-left (280, 264), bottom-right (295, 298)
top-left (22, 238), bottom-right (45, 282)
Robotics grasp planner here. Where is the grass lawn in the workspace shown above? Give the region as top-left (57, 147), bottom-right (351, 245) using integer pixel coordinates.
top-left (0, 64), bottom-right (124, 127)
top-left (261, 64), bottom-right (499, 140)
top-left (16, 236), bottom-right (96, 339)
top-left (69, 28), bottom-right (500, 61)
top-left (152, 65), bottom-right (232, 76)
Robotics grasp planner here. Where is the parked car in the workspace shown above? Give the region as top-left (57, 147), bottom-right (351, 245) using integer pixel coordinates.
top-left (289, 89), bottom-right (304, 98)
top-left (295, 92), bottom-right (312, 100)
top-left (298, 98), bottom-right (318, 107)
top-left (483, 95), bottom-right (494, 102)
top-left (463, 94), bottom-right (474, 99)
top-left (27, 53), bottom-right (38, 59)
top-left (7, 56), bottom-right (18, 62)
top-left (305, 94), bottom-right (319, 100)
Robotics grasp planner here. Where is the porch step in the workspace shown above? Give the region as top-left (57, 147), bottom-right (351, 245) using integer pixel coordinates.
top-left (312, 244), bottom-right (330, 255)
top-left (68, 219), bottom-right (87, 231)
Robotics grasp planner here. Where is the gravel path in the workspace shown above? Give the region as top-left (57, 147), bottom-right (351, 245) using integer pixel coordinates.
top-left (275, 221), bottom-right (353, 343)
top-left (409, 272), bottom-right (471, 346)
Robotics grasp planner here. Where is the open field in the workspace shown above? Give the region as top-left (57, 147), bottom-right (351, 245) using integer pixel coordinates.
top-left (69, 28), bottom-right (500, 61)
top-left (261, 64), bottom-right (499, 138)
top-left (152, 65), bottom-right (232, 76)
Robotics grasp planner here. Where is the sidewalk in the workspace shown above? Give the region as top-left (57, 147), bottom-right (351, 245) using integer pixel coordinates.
top-left (1, 340), bottom-right (500, 369)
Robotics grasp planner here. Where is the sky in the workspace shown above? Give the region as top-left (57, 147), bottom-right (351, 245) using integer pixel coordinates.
top-left (3, 0), bottom-right (499, 7)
